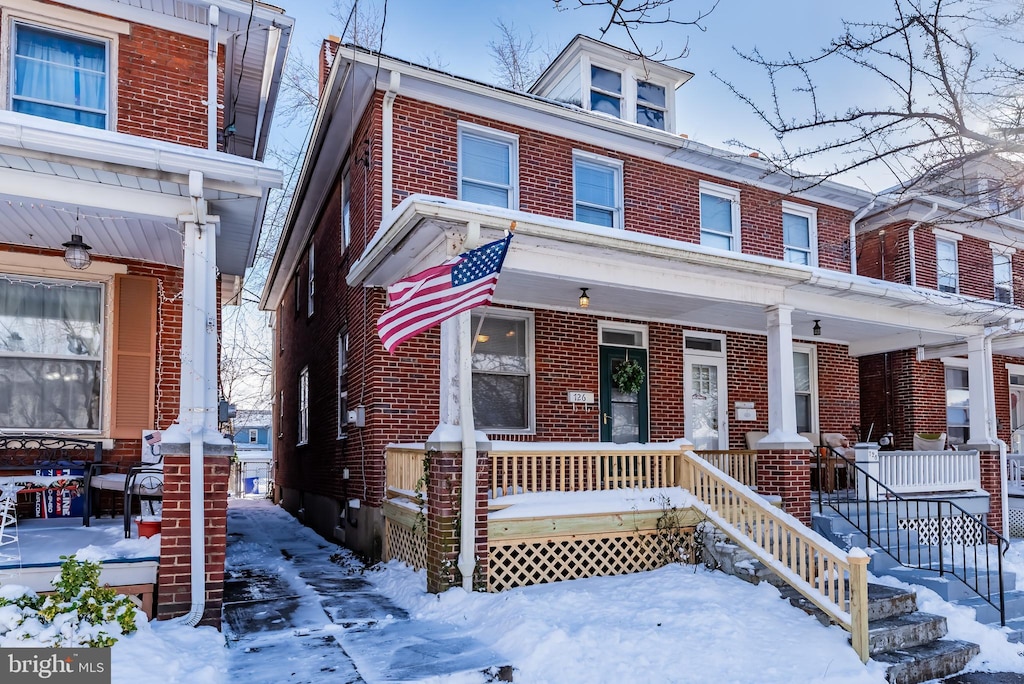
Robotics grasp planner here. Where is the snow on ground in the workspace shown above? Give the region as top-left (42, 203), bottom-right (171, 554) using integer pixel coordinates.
top-left (11, 499), bottom-right (1024, 683)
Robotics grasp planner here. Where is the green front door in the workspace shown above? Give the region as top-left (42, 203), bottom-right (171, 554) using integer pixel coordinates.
top-left (599, 346), bottom-right (649, 443)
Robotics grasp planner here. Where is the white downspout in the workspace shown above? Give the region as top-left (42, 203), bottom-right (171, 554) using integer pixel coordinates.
top-left (849, 200), bottom-right (875, 275)
top-left (382, 71), bottom-right (400, 213)
top-left (207, 6), bottom-right (219, 151)
top-left (456, 310), bottom-right (477, 592)
top-left (907, 203), bottom-right (940, 287)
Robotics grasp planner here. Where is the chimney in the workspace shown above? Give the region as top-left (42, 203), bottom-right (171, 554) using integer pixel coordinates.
top-left (319, 36), bottom-right (341, 97)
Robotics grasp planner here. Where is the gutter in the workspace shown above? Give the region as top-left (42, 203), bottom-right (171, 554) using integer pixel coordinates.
top-left (907, 203), bottom-right (940, 286)
top-left (382, 72), bottom-right (401, 213)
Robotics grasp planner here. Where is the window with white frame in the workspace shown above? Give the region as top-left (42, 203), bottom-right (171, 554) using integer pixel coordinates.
top-left (307, 243), bottom-right (315, 317)
top-left (248, 429), bottom-right (258, 444)
top-left (458, 124), bottom-right (517, 209)
top-left (782, 202), bottom-right (817, 266)
top-left (945, 364), bottom-right (969, 447)
top-left (298, 366), bottom-right (309, 445)
top-left (337, 330), bottom-right (348, 439)
top-left (573, 152), bottom-right (622, 228)
top-left (699, 182), bottom-right (741, 251)
top-left (12, 22), bottom-right (109, 129)
top-left (793, 345), bottom-right (818, 434)
top-left (471, 310), bottom-right (533, 432)
top-left (994, 251), bottom-right (1013, 304)
top-left (590, 65), bottom-right (622, 117)
top-left (935, 233), bottom-right (960, 293)
top-left (636, 79), bottom-right (666, 130)
top-left (0, 276), bottom-right (103, 431)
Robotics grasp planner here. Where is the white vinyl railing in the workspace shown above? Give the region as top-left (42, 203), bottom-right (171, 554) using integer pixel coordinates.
top-left (878, 450), bottom-right (980, 493)
top-left (1008, 455), bottom-right (1024, 488)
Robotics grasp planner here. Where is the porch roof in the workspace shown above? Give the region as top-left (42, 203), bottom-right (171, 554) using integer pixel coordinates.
top-left (0, 112), bottom-right (283, 277)
top-left (349, 195), bottom-right (1024, 357)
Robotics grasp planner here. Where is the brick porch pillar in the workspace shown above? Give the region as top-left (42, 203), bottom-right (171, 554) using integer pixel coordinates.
top-left (755, 446), bottom-right (812, 525)
top-left (156, 441), bottom-right (231, 625)
top-left (424, 439), bottom-right (491, 593)
top-left (977, 446), bottom-right (1005, 539)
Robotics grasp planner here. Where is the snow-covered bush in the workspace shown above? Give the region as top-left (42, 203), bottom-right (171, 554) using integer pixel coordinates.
top-left (0, 554), bottom-right (139, 647)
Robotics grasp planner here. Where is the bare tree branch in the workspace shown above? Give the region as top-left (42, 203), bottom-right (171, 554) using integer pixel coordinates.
top-left (489, 19), bottom-right (545, 90)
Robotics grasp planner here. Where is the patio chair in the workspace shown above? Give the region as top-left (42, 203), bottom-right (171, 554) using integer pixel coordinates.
top-left (84, 451), bottom-right (163, 537)
top-left (819, 433), bottom-right (854, 493)
top-left (913, 432), bottom-right (947, 451)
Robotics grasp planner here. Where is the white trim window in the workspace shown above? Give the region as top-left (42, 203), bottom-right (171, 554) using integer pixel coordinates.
top-left (636, 79), bottom-right (666, 130)
top-left (993, 250), bottom-right (1014, 304)
top-left (471, 309), bottom-right (534, 432)
top-left (944, 363), bottom-right (969, 447)
top-left (793, 344), bottom-right (819, 434)
top-left (298, 366), bottom-right (309, 445)
top-left (0, 275), bottom-right (104, 431)
top-left (248, 428), bottom-right (258, 444)
top-left (936, 238), bottom-right (959, 293)
top-left (306, 242), bottom-right (315, 318)
top-left (699, 181), bottom-right (741, 251)
top-left (573, 151), bottom-right (623, 228)
top-left (589, 64), bottom-right (622, 117)
top-left (782, 202), bottom-right (817, 266)
top-left (341, 166), bottom-right (351, 253)
top-left (458, 123), bottom-right (518, 209)
top-left (11, 21), bottom-right (109, 129)
top-left (337, 330), bottom-right (348, 440)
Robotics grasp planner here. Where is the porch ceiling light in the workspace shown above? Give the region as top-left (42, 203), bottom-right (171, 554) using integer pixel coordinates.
top-left (812, 319), bottom-right (822, 336)
top-left (62, 234), bottom-right (92, 270)
top-left (579, 288), bottom-right (590, 309)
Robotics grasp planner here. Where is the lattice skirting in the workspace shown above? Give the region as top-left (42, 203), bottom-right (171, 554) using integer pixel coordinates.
top-left (897, 515), bottom-right (985, 546)
top-left (487, 528), bottom-right (696, 593)
top-left (1009, 505), bottom-right (1024, 538)
top-left (383, 518), bottom-right (427, 570)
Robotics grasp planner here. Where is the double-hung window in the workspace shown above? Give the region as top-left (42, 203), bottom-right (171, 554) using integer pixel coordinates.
top-left (945, 364), bottom-right (969, 447)
top-left (636, 80), bottom-right (666, 130)
top-left (573, 152), bottom-right (622, 228)
top-left (298, 366), bottom-right (309, 445)
top-left (471, 310), bottom-right (533, 432)
top-left (994, 249), bottom-right (1014, 304)
top-left (793, 345), bottom-right (818, 434)
top-left (458, 124), bottom-right (517, 209)
top-left (934, 231), bottom-right (960, 293)
top-left (699, 182), bottom-right (741, 251)
top-left (337, 331), bottom-right (348, 439)
top-left (12, 23), bottom-right (109, 129)
top-left (782, 202), bottom-right (817, 266)
top-left (248, 429), bottom-right (258, 444)
top-left (341, 167), bottom-right (351, 253)
top-left (0, 276), bottom-right (103, 431)
top-left (590, 65), bottom-right (621, 117)
top-left (307, 243), bottom-right (315, 317)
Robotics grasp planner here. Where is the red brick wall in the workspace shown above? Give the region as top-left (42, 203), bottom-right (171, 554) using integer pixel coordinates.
top-left (156, 451), bottom-right (230, 625)
top-left (0, 2), bottom-right (223, 149)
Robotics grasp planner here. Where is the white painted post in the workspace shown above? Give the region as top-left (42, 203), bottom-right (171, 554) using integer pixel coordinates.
top-left (855, 442), bottom-right (880, 500)
top-left (763, 305), bottom-right (802, 443)
top-left (439, 317), bottom-right (460, 424)
top-left (456, 310), bottom-right (477, 591)
top-left (966, 335), bottom-right (997, 450)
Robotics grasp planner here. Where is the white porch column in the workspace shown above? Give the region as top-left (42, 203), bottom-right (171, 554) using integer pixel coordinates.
top-left (762, 305), bottom-right (807, 447)
top-left (439, 317), bottom-right (460, 424)
top-left (966, 335), bottom-right (998, 449)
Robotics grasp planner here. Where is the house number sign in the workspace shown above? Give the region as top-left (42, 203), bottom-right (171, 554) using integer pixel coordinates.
top-left (567, 391), bottom-right (595, 404)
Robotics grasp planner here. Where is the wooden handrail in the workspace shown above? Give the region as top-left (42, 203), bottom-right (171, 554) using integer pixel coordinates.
top-left (681, 448), bottom-right (870, 663)
top-left (692, 450), bottom-right (757, 489)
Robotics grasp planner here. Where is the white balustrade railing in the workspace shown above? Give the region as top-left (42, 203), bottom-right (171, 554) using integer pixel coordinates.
top-left (878, 449), bottom-right (980, 493)
top-left (1008, 455), bottom-right (1024, 488)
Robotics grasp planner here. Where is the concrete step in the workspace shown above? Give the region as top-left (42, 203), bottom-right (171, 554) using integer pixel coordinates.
top-left (873, 639), bottom-right (980, 684)
top-left (883, 566), bottom-right (1016, 602)
top-left (868, 612), bottom-right (947, 656)
top-left (954, 590), bottom-right (1024, 625)
top-left (997, 616), bottom-right (1024, 643)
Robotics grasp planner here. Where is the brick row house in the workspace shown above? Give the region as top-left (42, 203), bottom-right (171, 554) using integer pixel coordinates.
top-left (0, 0), bottom-right (292, 624)
top-left (262, 35), bottom-right (1024, 580)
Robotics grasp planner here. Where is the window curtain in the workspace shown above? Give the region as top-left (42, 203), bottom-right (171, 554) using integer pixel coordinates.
top-left (13, 24), bottom-right (106, 127)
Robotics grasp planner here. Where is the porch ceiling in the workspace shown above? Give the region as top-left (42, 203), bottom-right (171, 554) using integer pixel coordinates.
top-left (351, 196), bottom-right (1024, 357)
top-left (0, 113), bottom-right (281, 276)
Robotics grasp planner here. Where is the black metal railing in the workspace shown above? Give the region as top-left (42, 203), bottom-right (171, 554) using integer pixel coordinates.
top-left (815, 444), bottom-right (1008, 626)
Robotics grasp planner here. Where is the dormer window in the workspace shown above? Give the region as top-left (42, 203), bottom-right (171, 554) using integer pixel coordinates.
top-left (636, 80), bottom-right (666, 130)
top-left (590, 65), bottom-right (622, 117)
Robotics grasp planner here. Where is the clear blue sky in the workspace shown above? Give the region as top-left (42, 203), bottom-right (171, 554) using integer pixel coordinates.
top-left (274, 0), bottom-right (896, 191)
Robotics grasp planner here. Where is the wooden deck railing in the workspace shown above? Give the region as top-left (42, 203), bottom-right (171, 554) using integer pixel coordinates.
top-left (693, 450), bottom-right (757, 489)
top-left (489, 445), bottom-right (685, 497)
top-left (679, 450), bottom-right (870, 662)
top-left (385, 445), bottom-right (426, 495)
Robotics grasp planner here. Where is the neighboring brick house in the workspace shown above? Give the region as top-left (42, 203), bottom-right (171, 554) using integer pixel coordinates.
top-left (262, 35), bottom-right (1023, 560)
top-left (0, 0), bottom-right (292, 625)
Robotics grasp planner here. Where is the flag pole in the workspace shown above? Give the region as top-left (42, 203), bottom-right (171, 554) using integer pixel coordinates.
top-left (456, 308), bottom-right (477, 591)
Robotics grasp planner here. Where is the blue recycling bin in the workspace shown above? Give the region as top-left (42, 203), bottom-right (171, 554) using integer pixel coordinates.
top-left (244, 476), bottom-right (259, 494)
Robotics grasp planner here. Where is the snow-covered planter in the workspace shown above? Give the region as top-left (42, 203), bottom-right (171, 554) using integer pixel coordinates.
top-left (0, 554), bottom-right (140, 647)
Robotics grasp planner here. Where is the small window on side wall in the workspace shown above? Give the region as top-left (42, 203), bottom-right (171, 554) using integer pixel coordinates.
top-left (699, 182), bottom-right (741, 251)
top-left (994, 252), bottom-right (1013, 304)
top-left (307, 243), bottom-right (315, 317)
top-left (337, 330), bottom-right (349, 440)
top-left (936, 237), bottom-right (959, 293)
top-left (298, 367), bottom-right (309, 445)
top-left (782, 202), bottom-right (817, 266)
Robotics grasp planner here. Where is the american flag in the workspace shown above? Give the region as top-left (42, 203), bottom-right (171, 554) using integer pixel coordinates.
top-left (377, 234), bottom-right (513, 353)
